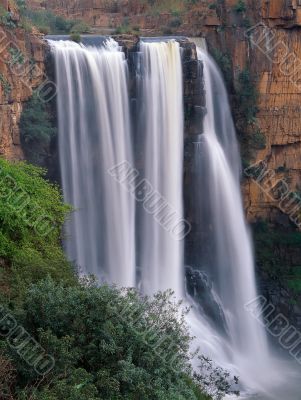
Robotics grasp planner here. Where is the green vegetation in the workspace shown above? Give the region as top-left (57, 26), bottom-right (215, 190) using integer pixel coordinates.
top-left (0, 73), bottom-right (11, 98)
top-left (8, 47), bottom-right (25, 66)
top-left (0, 159), bottom-right (74, 306)
top-left (114, 19), bottom-right (140, 35)
top-left (251, 129), bottom-right (266, 150)
top-left (233, 0), bottom-right (246, 13)
top-left (142, 0), bottom-right (199, 16)
top-left (253, 220), bottom-right (301, 291)
top-left (0, 5), bottom-right (17, 28)
top-left (1, 279), bottom-right (216, 399)
top-left (16, 0), bottom-right (90, 35)
top-left (20, 93), bottom-right (56, 166)
top-left (70, 20), bottom-right (90, 34)
top-left (21, 10), bottom-right (84, 34)
top-left (70, 32), bottom-right (81, 43)
top-left (235, 67), bottom-right (266, 162)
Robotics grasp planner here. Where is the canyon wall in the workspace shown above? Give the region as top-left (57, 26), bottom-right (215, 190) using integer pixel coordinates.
top-left (0, 0), bottom-right (45, 159)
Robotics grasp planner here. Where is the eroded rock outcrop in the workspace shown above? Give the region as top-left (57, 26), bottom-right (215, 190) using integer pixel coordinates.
top-left (0, 0), bottom-right (46, 159)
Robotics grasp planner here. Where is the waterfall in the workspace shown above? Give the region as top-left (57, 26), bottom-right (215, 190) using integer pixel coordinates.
top-left (50, 39), bottom-right (135, 287)
top-left (188, 47), bottom-right (295, 396)
top-left (138, 41), bottom-right (184, 297)
top-left (50, 37), bottom-right (299, 398)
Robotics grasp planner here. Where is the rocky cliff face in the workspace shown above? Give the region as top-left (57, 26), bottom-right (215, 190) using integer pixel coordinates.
top-left (0, 0), bottom-right (46, 159)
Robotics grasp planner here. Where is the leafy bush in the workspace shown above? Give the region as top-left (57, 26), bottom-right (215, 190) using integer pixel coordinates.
top-left (4, 278), bottom-right (219, 399)
top-left (70, 32), bottom-right (81, 43)
top-left (0, 6), bottom-right (17, 28)
top-left (71, 21), bottom-right (90, 34)
top-left (250, 129), bottom-right (266, 150)
top-left (0, 159), bottom-right (75, 305)
top-left (8, 46), bottom-right (25, 66)
top-left (19, 7), bottom-right (88, 35)
top-left (114, 23), bottom-right (136, 34)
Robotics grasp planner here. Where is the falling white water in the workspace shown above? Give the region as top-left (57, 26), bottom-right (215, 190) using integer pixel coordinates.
top-left (189, 46), bottom-right (295, 396)
top-left (138, 41), bottom-right (184, 297)
top-left (50, 39), bottom-right (135, 287)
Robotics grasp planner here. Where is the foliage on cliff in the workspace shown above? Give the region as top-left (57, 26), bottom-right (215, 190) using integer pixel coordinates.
top-left (0, 159), bottom-right (75, 305)
top-left (2, 278), bottom-right (218, 399)
top-left (16, 0), bottom-right (90, 35)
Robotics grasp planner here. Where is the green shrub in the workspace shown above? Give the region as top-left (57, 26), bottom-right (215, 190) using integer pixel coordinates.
top-left (233, 0), bottom-right (246, 13)
top-left (114, 24), bottom-right (133, 34)
top-left (71, 21), bottom-right (90, 34)
top-left (2, 278), bottom-right (231, 399)
top-left (0, 159), bottom-right (75, 305)
top-left (21, 8), bottom-right (87, 35)
top-left (0, 6), bottom-right (17, 28)
top-left (251, 129), bottom-right (266, 150)
top-left (8, 47), bottom-right (25, 66)
top-left (70, 32), bottom-right (81, 43)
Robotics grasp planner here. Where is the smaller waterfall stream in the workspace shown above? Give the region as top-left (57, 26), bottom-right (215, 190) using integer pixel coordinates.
top-left (188, 46), bottom-right (300, 398)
